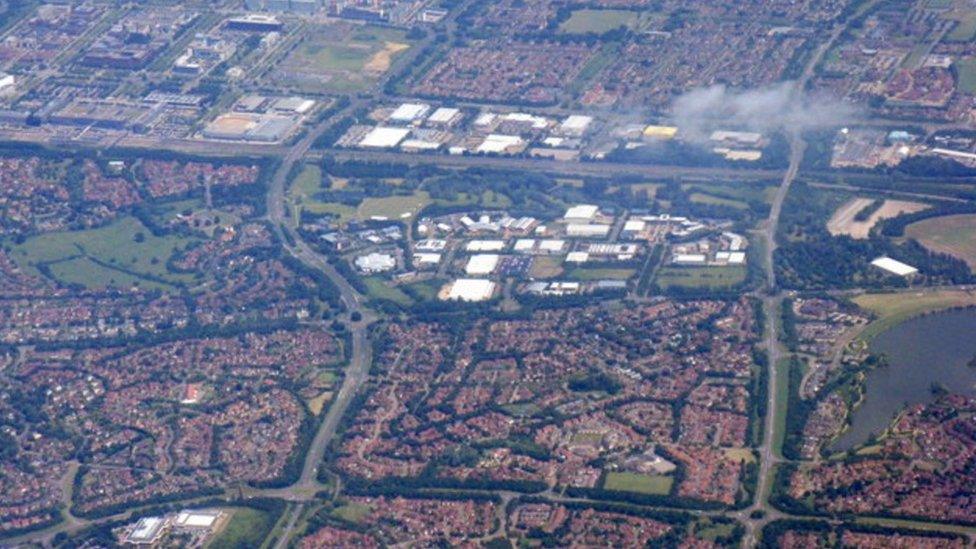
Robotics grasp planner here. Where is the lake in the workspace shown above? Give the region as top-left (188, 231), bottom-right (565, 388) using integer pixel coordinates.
top-left (830, 307), bottom-right (976, 453)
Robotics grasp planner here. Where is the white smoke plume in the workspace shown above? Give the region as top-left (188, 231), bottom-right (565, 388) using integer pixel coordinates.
top-left (669, 81), bottom-right (859, 141)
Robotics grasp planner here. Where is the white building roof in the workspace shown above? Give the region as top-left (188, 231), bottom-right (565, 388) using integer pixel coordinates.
top-left (476, 134), bottom-right (523, 154)
top-left (623, 220), bottom-right (646, 232)
top-left (564, 204), bottom-right (599, 220)
top-left (566, 223), bottom-right (610, 237)
top-left (539, 239), bottom-right (566, 252)
top-left (445, 279), bottom-right (496, 301)
top-left (474, 112), bottom-right (497, 126)
top-left (400, 139), bottom-right (441, 151)
top-left (502, 112), bottom-right (549, 129)
top-left (359, 127), bottom-right (410, 148)
top-left (129, 517), bottom-right (165, 541)
top-left (427, 107), bottom-right (461, 124)
top-left (175, 511), bottom-right (220, 528)
top-left (466, 254), bottom-right (499, 275)
top-left (673, 254), bottom-right (707, 264)
top-left (871, 256), bottom-right (918, 276)
top-left (566, 252), bottom-right (589, 263)
top-left (514, 239), bottom-right (536, 252)
top-left (355, 253), bottom-right (396, 273)
top-left (274, 97), bottom-right (315, 114)
top-left (710, 130), bottom-right (763, 144)
top-left (560, 115), bottom-right (593, 132)
top-left (389, 102), bottom-right (430, 122)
top-left (728, 252), bottom-right (746, 264)
top-left (414, 253), bottom-right (442, 265)
top-left (466, 240), bottom-right (506, 252)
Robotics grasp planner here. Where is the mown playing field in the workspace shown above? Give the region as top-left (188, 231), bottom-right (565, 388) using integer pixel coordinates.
top-left (655, 266), bottom-right (747, 290)
top-left (559, 9), bottom-right (640, 34)
top-left (853, 288), bottom-right (976, 340)
top-left (9, 216), bottom-right (199, 290)
top-left (906, 213), bottom-right (976, 270)
top-left (602, 471), bottom-right (673, 495)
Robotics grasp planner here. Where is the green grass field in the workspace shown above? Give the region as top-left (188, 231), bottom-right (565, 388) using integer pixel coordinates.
top-left (280, 25), bottom-right (411, 92)
top-left (10, 217), bottom-right (199, 290)
top-left (602, 472), bottom-right (673, 495)
top-left (906, 213), bottom-right (976, 270)
top-left (559, 9), bottom-right (639, 34)
top-left (402, 278), bottom-right (444, 302)
top-left (288, 165), bottom-right (431, 226)
top-left (363, 277), bottom-right (413, 306)
top-left (947, 11), bottom-right (976, 42)
top-left (208, 508), bottom-right (276, 549)
top-left (853, 289), bottom-right (976, 340)
top-left (770, 357), bottom-right (792, 460)
top-left (954, 59), bottom-right (976, 94)
top-left (655, 266), bottom-right (747, 289)
top-left (332, 502), bottom-right (371, 524)
top-left (567, 267), bottom-right (636, 281)
top-left (689, 192), bottom-right (749, 210)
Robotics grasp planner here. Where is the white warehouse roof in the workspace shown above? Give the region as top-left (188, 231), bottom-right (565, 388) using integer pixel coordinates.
top-left (360, 127), bottom-right (410, 148)
top-left (564, 204), bottom-right (599, 220)
top-left (427, 107), bottom-right (461, 124)
top-left (539, 239), bottom-right (566, 252)
top-left (566, 223), bottom-right (610, 238)
top-left (623, 220), bottom-right (646, 232)
top-left (355, 253), bottom-right (396, 273)
top-left (466, 240), bottom-right (506, 252)
top-left (414, 253), bottom-right (442, 265)
top-left (466, 254), bottom-right (499, 275)
top-left (389, 102), bottom-right (430, 122)
top-left (444, 279), bottom-right (496, 302)
top-left (560, 115), bottom-right (593, 132)
top-left (871, 256), bottom-right (918, 276)
top-left (673, 254), bottom-right (707, 264)
top-left (477, 134), bottom-right (523, 154)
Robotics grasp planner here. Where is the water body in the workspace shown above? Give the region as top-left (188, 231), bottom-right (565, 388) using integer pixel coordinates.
top-left (830, 307), bottom-right (976, 453)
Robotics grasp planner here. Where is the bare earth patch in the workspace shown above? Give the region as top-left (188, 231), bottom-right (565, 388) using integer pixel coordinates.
top-left (364, 42), bottom-right (409, 75)
top-left (827, 198), bottom-right (929, 239)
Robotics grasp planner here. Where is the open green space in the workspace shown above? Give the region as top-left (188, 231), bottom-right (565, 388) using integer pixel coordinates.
top-left (852, 289), bottom-right (976, 340)
top-left (602, 472), bottom-right (673, 495)
top-left (207, 508), bottom-right (276, 549)
top-left (559, 9), bottom-right (639, 34)
top-left (947, 11), bottom-right (976, 42)
top-left (954, 58), bottom-right (976, 94)
top-left (690, 192), bottom-right (749, 210)
top-left (566, 267), bottom-right (636, 281)
top-left (288, 165), bottom-right (432, 226)
top-left (655, 266), bottom-right (747, 290)
top-left (770, 357), bottom-right (792, 460)
top-left (332, 502), bottom-right (371, 524)
top-left (685, 183), bottom-right (777, 207)
top-left (363, 277), bottom-right (413, 306)
top-left (9, 216), bottom-right (199, 290)
top-left (402, 278), bottom-right (444, 301)
top-left (359, 192), bottom-right (431, 221)
top-left (905, 213), bottom-right (976, 270)
top-left (281, 25), bottom-right (412, 92)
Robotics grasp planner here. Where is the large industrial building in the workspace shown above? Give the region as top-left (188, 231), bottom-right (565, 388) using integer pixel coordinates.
top-left (443, 279), bottom-right (497, 302)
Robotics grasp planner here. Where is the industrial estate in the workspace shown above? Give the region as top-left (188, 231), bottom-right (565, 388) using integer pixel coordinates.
top-left (1, 0), bottom-right (976, 547)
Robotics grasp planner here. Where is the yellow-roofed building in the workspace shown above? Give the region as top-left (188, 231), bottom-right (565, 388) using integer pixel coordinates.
top-left (643, 125), bottom-right (678, 139)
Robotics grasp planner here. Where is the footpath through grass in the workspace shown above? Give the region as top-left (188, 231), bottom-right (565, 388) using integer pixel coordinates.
top-left (10, 216), bottom-right (199, 290)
